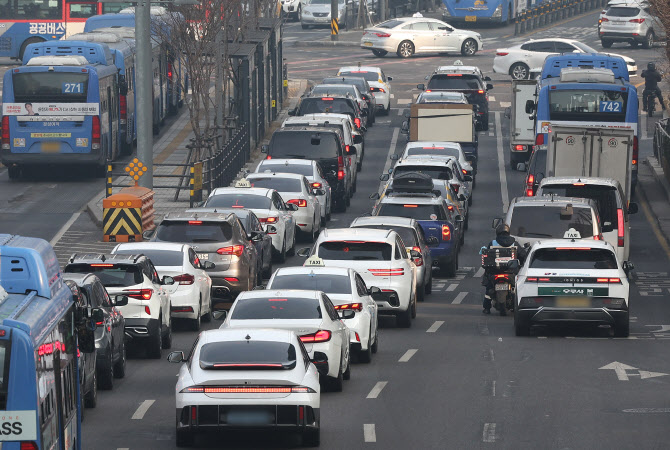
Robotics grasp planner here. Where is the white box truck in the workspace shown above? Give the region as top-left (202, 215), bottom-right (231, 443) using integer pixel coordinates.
top-left (509, 80), bottom-right (536, 170)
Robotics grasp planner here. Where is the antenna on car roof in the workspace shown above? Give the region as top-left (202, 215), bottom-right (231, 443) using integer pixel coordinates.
top-left (100, 254), bottom-right (106, 262)
top-left (245, 334), bottom-right (251, 341)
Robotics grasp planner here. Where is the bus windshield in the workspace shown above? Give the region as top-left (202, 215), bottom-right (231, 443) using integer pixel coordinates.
top-left (13, 73), bottom-right (88, 102)
top-left (549, 89), bottom-right (628, 122)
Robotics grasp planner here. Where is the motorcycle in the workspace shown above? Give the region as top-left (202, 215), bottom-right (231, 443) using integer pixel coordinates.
top-left (644, 89), bottom-right (657, 118)
top-left (481, 246), bottom-right (521, 316)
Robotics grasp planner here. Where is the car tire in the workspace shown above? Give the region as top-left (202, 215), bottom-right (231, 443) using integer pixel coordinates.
top-left (113, 341), bottom-right (126, 379)
top-left (482, 114), bottom-right (489, 131)
top-left (396, 305), bottom-right (412, 328)
top-left (461, 38), bottom-right (478, 56)
top-left (444, 254), bottom-right (458, 278)
top-left (642, 31), bottom-right (653, 49)
top-left (614, 313), bottom-right (629, 337)
top-left (342, 356), bottom-right (351, 380)
top-left (464, 212), bottom-right (469, 230)
top-left (84, 371), bottom-right (97, 408)
top-left (98, 352), bottom-right (114, 390)
top-left (411, 295), bottom-right (417, 318)
top-left (425, 273), bottom-right (432, 294)
top-left (372, 49), bottom-right (387, 57)
top-left (329, 367), bottom-right (344, 392)
top-left (326, 208), bottom-right (332, 221)
top-left (510, 62), bottom-right (530, 80)
top-left (162, 320), bottom-right (172, 349)
top-left (176, 428), bottom-right (194, 447)
top-left (397, 40), bottom-right (414, 58)
top-left (601, 39), bottom-right (613, 48)
top-left (191, 304), bottom-right (202, 331)
top-left (148, 327), bottom-right (162, 359)
top-left (275, 239), bottom-right (287, 263)
top-left (468, 193), bottom-right (473, 206)
top-left (514, 310), bottom-right (530, 336)
top-left (202, 305), bottom-right (212, 322)
top-left (371, 329), bottom-right (379, 353)
top-left (459, 228), bottom-right (465, 246)
top-left (417, 281), bottom-right (425, 301)
top-left (262, 258), bottom-right (273, 279)
top-left (301, 24), bottom-right (309, 29)
top-left (302, 427), bottom-right (320, 447)
top-left (359, 333), bottom-right (372, 363)
top-left (287, 229), bottom-right (297, 256)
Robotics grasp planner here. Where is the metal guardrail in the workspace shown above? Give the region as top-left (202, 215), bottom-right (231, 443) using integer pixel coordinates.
top-left (515, 0), bottom-right (607, 36)
top-left (201, 122), bottom-right (250, 195)
top-left (653, 118), bottom-right (670, 186)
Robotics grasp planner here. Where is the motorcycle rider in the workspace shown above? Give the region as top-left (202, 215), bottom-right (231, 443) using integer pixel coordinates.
top-left (642, 62), bottom-right (666, 112)
top-left (480, 223), bottom-right (528, 314)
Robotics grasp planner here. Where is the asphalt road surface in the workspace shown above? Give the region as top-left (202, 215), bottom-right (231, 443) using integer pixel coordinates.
top-left (4, 11), bottom-right (670, 449)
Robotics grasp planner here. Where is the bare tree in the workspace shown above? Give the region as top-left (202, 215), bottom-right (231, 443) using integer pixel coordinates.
top-left (647, 0), bottom-right (670, 69)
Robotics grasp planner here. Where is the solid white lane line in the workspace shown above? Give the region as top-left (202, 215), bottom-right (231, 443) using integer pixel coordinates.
top-left (482, 423), bottom-right (497, 442)
top-left (491, 380), bottom-right (496, 397)
top-left (398, 349), bottom-right (418, 362)
top-left (452, 292), bottom-right (468, 304)
top-left (475, 267), bottom-right (485, 278)
top-left (50, 212), bottom-right (81, 246)
top-left (495, 111), bottom-right (509, 212)
top-left (131, 400), bottom-right (156, 420)
top-left (426, 321), bottom-right (444, 333)
top-left (641, 114), bottom-right (648, 140)
top-left (446, 283), bottom-right (458, 292)
top-left (379, 127), bottom-right (400, 193)
top-left (117, 448), bottom-right (130, 450)
top-left (366, 381), bottom-right (388, 399)
top-left (364, 424), bottom-right (376, 442)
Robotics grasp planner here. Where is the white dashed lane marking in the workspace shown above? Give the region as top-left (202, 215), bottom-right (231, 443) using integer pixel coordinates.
top-left (452, 292), bottom-right (468, 304)
top-left (426, 321), bottom-right (444, 333)
top-left (398, 349), bottom-right (418, 362)
top-left (364, 424), bottom-right (376, 442)
top-left (131, 400), bottom-right (155, 420)
top-left (366, 381), bottom-right (388, 399)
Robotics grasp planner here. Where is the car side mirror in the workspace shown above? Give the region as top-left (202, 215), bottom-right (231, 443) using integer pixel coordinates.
top-left (261, 144), bottom-right (269, 153)
top-left (353, 134), bottom-right (363, 144)
top-left (297, 247), bottom-right (312, 257)
top-left (484, 76), bottom-right (491, 81)
top-left (142, 229), bottom-right (155, 240)
top-left (167, 351), bottom-right (185, 363)
top-left (369, 192), bottom-right (380, 200)
top-left (379, 174), bottom-right (389, 181)
top-left (346, 146), bottom-right (357, 155)
top-left (162, 276), bottom-right (175, 285)
top-left (92, 308), bottom-right (105, 323)
top-left (463, 175), bottom-right (473, 181)
top-left (525, 100), bottom-right (535, 114)
top-left (368, 286), bottom-right (381, 296)
top-left (288, 203), bottom-right (299, 211)
top-left (417, 83), bottom-right (425, 90)
top-left (387, 76), bottom-right (393, 81)
top-left (516, 162), bottom-right (526, 172)
top-left (250, 232), bottom-right (263, 242)
top-left (314, 189), bottom-right (326, 196)
top-left (409, 249), bottom-right (421, 258)
top-left (401, 121), bottom-right (409, 135)
top-left (266, 225), bottom-right (277, 234)
top-left (426, 236), bottom-right (439, 246)
top-left (390, 154), bottom-right (399, 161)
top-left (201, 261), bottom-right (216, 270)
top-left (253, 285), bottom-right (266, 290)
top-left (455, 215), bottom-right (464, 223)
top-left (602, 221), bottom-right (613, 233)
top-left (212, 310), bottom-right (228, 320)
top-left (486, 83), bottom-right (493, 91)
top-left (113, 295), bottom-right (128, 307)
top-left (458, 194), bottom-right (466, 202)
top-left (339, 309), bottom-right (355, 320)
top-left (288, 108), bottom-right (297, 116)
top-left (628, 203), bottom-right (638, 214)
top-left (492, 217), bottom-right (503, 229)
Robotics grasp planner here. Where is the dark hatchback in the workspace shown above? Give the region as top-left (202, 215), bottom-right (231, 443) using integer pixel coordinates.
top-left (321, 76), bottom-right (377, 124)
top-left (290, 95), bottom-right (366, 132)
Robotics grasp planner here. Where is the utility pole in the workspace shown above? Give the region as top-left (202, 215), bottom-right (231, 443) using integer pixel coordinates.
top-left (331, 0), bottom-right (339, 41)
top-left (135, 0), bottom-right (153, 189)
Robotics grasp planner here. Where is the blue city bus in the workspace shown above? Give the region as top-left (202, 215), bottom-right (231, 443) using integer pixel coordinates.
top-left (0, 234), bottom-right (83, 450)
top-left (1, 46), bottom-right (120, 179)
top-left (442, 0), bottom-right (551, 25)
top-left (66, 31), bottom-right (137, 155)
top-left (533, 54), bottom-right (639, 187)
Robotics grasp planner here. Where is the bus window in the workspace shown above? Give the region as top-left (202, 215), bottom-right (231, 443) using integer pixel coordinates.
top-left (68, 2), bottom-right (97, 18)
top-left (9, 0), bottom-right (63, 19)
top-left (0, 341), bottom-right (9, 410)
top-left (13, 72), bottom-right (88, 102)
top-left (101, 2), bottom-right (131, 13)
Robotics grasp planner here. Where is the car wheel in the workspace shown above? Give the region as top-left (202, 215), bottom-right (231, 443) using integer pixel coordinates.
top-left (411, 295), bottom-right (417, 318)
top-left (630, 40), bottom-right (639, 48)
top-left (459, 228), bottom-right (465, 245)
top-left (642, 31), bottom-right (654, 49)
top-left (113, 341), bottom-right (126, 379)
top-left (601, 39), bottom-right (613, 48)
top-left (461, 38), bottom-right (478, 56)
top-left (302, 427), bottom-right (320, 447)
top-left (359, 332), bottom-right (372, 363)
top-left (468, 193), bottom-right (473, 206)
top-left (345, 192), bottom-right (351, 206)
top-left (191, 304), bottom-right (201, 331)
top-left (445, 254), bottom-right (458, 278)
top-left (397, 40), bottom-right (414, 58)
top-left (371, 328), bottom-right (379, 353)
top-left (287, 228), bottom-right (297, 256)
top-left (482, 113), bottom-right (489, 131)
top-left (464, 212), bottom-right (469, 230)
top-left (275, 239), bottom-right (287, 263)
top-left (84, 370), bottom-right (97, 408)
top-left (326, 207), bottom-right (332, 221)
top-left (148, 326), bottom-right (162, 359)
top-left (342, 355), bottom-right (351, 380)
top-left (417, 283), bottom-right (425, 302)
top-left (372, 49), bottom-right (387, 57)
top-left (202, 302), bottom-right (212, 322)
top-left (514, 310), bottom-right (530, 336)
top-left (614, 313), bottom-right (629, 337)
top-left (262, 257), bottom-right (273, 279)
top-left (329, 366), bottom-right (344, 392)
top-left (396, 305), bottom-right (412, 328)
top-left (301, 24), bottom-right (309, 29)
top-left (510, 62), bottom-right (530, 80)
top-left (176, 428), bottom-right (194, 447)
top-left (425, 272), bottom-right (432, 294)
top-left (98, 351), bottom-right (114, 390)
top-left (162, 319), bottom-right (172, 349)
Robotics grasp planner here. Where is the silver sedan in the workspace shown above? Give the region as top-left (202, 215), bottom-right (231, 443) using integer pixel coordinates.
top-left (361, 17), bottom-right (483, 58)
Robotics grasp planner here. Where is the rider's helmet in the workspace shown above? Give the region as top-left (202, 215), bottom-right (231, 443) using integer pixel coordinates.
top-left (648, 62), bottom-right (656, 71)
top-left (495, 223), bottom-right (510, 236)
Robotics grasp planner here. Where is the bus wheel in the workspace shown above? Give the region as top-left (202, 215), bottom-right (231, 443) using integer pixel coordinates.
top-left (7, 165), bottom-right (21, 180)
top-left (153, 123), bottom-right (160, 135)
top-left (19, 37), bottom-right (43, 61)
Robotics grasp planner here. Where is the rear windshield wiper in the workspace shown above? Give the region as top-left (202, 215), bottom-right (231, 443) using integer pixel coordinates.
top-left (280, 154), bottom-right (306, 159)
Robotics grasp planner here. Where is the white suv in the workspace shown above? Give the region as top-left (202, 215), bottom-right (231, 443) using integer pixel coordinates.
top-left (65, 254), bottom-right (173, 359)
top-left (600, 1), bottom-right (666, 49)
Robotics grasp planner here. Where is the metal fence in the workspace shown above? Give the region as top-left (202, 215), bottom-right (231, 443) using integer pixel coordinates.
top-left (654, 118), bottom-right (670, 186)
top-left (515, 0), bottom-right (608, 35)
top-left (202, 122), bottom-right (250, 194)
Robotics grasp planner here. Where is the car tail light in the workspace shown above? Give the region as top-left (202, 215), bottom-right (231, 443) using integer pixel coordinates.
top-left (369, 268), bottom-right (404, 276)
top-left (617, 208), bottom-right (624, 247)
top-left (600, 17), bottom-right (608, 22)
top-left (168, 62), bottom-right (173, 80)
top-left (287, 199), bottom-right (307, 207)
top-left (334, 303), bottom-right (363, 311)
top-left (266, 155), bottom-right (272, 160)
top-left (629, 18), bottom-right (645, 23)
top-left (181, 385), bottom-right (315, 393)
top-left (173, 274), bottom-right (195, 285)
top-left (119, 95), bottom-right (127, 125)
top-left (442, 225), bottom-right (451, 241)
top-left (477, 89), bottom-right (485, 94)
top-left (217, 245), bottom-right (244, 256)
top-left (354, 118), bottom-right (361, 128)
top-left (494, 274), bottom-right (509, 280)
top-left (525, 174), bottom-right (535, 196)
top-left (375, 32), bottom-right (391, 37)
top-left (632, 136), bottom-right (638, 165)
top-left (259, 216), bottom-right (278, 223)
top-left (124, 288), bottom-right (153, 300)
top-left (515, 144), bottom-right (525, 151)
top-left (593, 234), bottom-right (602, 240)
top-left (526, 277), bottom-right (538, 282)
top-left (145, 306), bottom-right (151, 315)
top-left (338, 156), bottom-right (345, 180)
top-left (597, 278), bottom-right (622, 283)
top-left (535, 134), bottom-right (544, 146)
top-left (92, 116), bottom-right (101, 150)
top-left (311, 182), bottom-right (322, 188)
top-left (447, 205), bottom-right (454, 211)
top-left (20, 443), bottom-right (38, 450)
top-left (300, 330), bottom-right (332, 342)
top-left (224, 277), bottom-right (239, 282)
top-left (496, 52), bottom-right (509, 56)
top-left (372, 87), bottom-right (386, 93)
top-left (1, 116), bottom-right (9, 150)
top-left (451, 183), bottom-right (460, 194)
top-left (411, 246), bottom-right (424, 266)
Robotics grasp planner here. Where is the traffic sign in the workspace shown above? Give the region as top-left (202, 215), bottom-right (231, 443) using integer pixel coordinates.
top-left (124, 158), bottom-right (148, 185)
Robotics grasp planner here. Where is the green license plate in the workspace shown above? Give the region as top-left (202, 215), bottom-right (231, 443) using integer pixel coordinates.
top-left (538, 287), bottom-right (608, 296)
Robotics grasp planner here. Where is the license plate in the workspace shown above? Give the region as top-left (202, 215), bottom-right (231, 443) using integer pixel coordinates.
top-left (197, 253), bottom-right (209, 260)
top-left (363, 42), bottom-right (373, 47)
top-left (556, 297), bottom-right (590, 308)
top-left (612, 21), bottom-right (625, 25)
top-left (538, 287), bottom-right (608, 296)
top-left (495, 257), bottom-right (512, 263)
top-left (41, 142), bottom-right (60, 153)
top-left (225, 409), bottom-right (274, 426)
top-left (465, 15), bottom-right (477, 22)
top-left (495, 283), bottom-right (510, 291)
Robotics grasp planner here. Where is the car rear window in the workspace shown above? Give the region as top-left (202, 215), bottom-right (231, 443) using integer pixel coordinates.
top-left (394, 165), bottom-right (453, 180)
top-left (539, 184), bottom-right (618, 227)
top-left (269, 274), bottom-right (352, 294)
top-left (312, 85), bottom-right (356, 97)
top-left (405, 146), bottom-right (460, 159)
top-left (338, 71), bottom-right (379, 82)
top-left (258, 164), bottom-right (313, 176)
top-left (155, 221), bottom-right (234, 243)
top-left (318, 241), bottom-right (392, 261)
top-left (64, 264), bottom-right (143, 287)
top-left (606, 6), bottom-right (639, 17)
top-left (204, 194), bottom-right (272, 209)
top-left (418, 92), bottom-right (466, 103)
top-left (376, 19), bottom-right (404, 29)
top-left (529, 248), bottom-right (618, 269)
top-left (270, 131), bottom-right (340, 159)
top-left (298, 97), bottom-right (355, 116)
top-left (199, 341), bottom-right (296, 370)
top-left (426, 74), bottom-right (482, 91)
top-left (354, 225), bottom-right (418, 246)
top-left (231, 297), bottom-right (322, 320)
top-left (113, 249), bottom-right (183, 267)
top-left (322, 77), bottom-right (367, 92)
top-left (509, 205), bottom-right (594, 238)
top-left (377, 203), bottom-right (447, 220)
top-left (248, 177), bottom-right (302, 192)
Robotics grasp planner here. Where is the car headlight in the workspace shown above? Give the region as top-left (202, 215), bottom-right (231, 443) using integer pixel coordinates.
top-left (303, 9), bottom-right (312, 15)
top-left (493, 4), bottom-right (502, 17)
top-left (443, 9), bottom-right (451, 17)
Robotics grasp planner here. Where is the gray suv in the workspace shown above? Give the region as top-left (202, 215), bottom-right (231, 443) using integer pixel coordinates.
top-left (600, 1), bottom-right (666, 48)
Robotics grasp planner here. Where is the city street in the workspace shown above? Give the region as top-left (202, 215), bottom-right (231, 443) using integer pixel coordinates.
top-left (3, 10), bottom-right (670, 449)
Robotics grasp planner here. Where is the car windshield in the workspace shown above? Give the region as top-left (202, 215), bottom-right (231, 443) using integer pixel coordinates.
top-left (571, 42), bottom-right (598, 53)
top-left (354, 225), bottom-right (418, 246)
top-left (155, 221), bottom-right (234, 243)
top-left (418, 92), bottom-right (466, 103)
top-left (539, 184), bottom-right (618, 228)
top-left (270, 131), bottom-right (340, 159)
top-left (199, 341), bottom-right (296, 370)
top-left (298, 98), bottom-right (355, 116)
top-left (606, 6), bottom-right (639, 17)
top-left (231, 297), bottom-right (322, 319)
top-left (549, 89), bottom-right (628, 122)
top-left (394, 165), bottom-right (453, 180)
top-left (338, 71), bottom-right (379, 82)
top-left (405, 146), bottom-right (460, 159)
top-left (113, 249), bottom-right (183, 267)
top-left (257, 164), bottom-right (313, 176)
top-left (529, 248), bottom-right (618, 269)
top-left (204, 194), bottom-right (272, 209)
top-left (377, 203), bottom-right (447, 220)
top-left (248, 177), bottom-right (302, 192)
top-left (510, 205), bottom-right (594, 238)
top-left (269, 274), bottom-right (352, 294)
top-left (426, 74), bottom-right (482, 91)
top-left (64, 264), bottom-right (143, 287)
top-left (318, 241), bottom-right (392, 260)
top-left (312, 85), bottom-right (356, 97)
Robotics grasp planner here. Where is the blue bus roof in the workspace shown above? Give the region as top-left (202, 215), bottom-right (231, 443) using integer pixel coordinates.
top-left (66, 32), bottom-right (135, 71)
top-left (0, 235), bottom-right (73, 346)
top-left (23, 40), bottom-right (114, 67)
top-left (84, 13), bottom-right (136, 32)
top-left (541, 54), bottom-right (629, 81)
top-left (8, 63), bottom-right (119, 83)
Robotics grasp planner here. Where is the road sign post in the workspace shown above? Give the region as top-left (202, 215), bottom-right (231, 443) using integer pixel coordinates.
top-left (331, 0), bottom-right (339, 41)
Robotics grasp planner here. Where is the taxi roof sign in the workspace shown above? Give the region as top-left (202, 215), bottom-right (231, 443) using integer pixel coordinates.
top-left (563, 228), bottom-right (581, 239)
top-left (235, 178), bottom-right (251, 188)
top-left (304, 256), bottom-right (325, 267)
top-left (453, 60), bottom-right (464, 66)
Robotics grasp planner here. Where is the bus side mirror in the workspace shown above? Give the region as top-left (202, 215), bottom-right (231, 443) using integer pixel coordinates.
top-left (525, 100), bottom-right (535, 114)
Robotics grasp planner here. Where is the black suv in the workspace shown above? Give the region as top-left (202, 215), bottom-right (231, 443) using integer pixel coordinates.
top-left (290, 94), bottom-right (366, 133)
top-left (418, 64), bottom-right (493, 131)
top-left (321, 76), bottom-right (377, 125)
top-left (263, 126), bottom-right (353, 212)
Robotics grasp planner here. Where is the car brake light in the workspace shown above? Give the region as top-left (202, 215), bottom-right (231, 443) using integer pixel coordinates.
top-left (1, 116), bottom-right (9, 150)
top-left (447, 74), bottom-right (462, 77)
top-left (372, 87), bottom-right (386, 93)
top-left (411, 246), bottom-right (424, 266)
top-left (266, 155), bottom-right (272, 159)
top-left (403, 204), bottom-right (418, 208)
top-left (92, 115), bottom-right (101, 150)
top-left (119, 95), bottom-right (127, 125)
top-left (123, 288), bottom-right (153, 300)
top-left (287, 199), bottom-right (307, 207)
top-left (300, 330), bottom-right (331, 342)
top-left (90, 263), bottom-right (114, 267)
top-left (629, 18), bottom-right (645, 23)
top-left (494, 274), bottom-right (508, 280)
top-left (535, 134), bottom-right (544, 145)
top-left (515, 144), bottom-right (525, 151)
top-left (632, 136), bottom-right (638, 165)
top-left (442, 225), bottom-right (451, 241)
top-left (496, 52), bottom-right (509, 56)
top-left (478, 90), bottom-right (485, 94)
top-left (182, 385), bottom-right (314, 393)
top-left (259, 216), bottom-right (278, 223)
top-left (447, 205), bottom-right (454, 211)
top-left (375, 32), bottom-right (391, 37)
top-left (617, 209), bottom-right (624, 247)
top-left (369, 268), bottom-right (405, 276)
top-left (526, 277), bottom-right (538, 282)
top-left (573, 182), bottom-right (585, 186)
top-left (217, 245), bottom-right (244, 257)
top-left (173, 274), bottom-right (195, 285)
top-left (354, 118), bottom-right (361, 128)
top-left (334, 303), bottom-right (363, 311)
top-left (601, 17), bottom-right (608, 22)
top-left (451, 183), bottom-right (460, 194)
top-left (321, 97), bottom-right (334, 101)
top-left (188, 220), bottom-right (203, 225)
top-left (168, 62), bottom-right (173, 80)
top-left (311, 182), bottom-right (322, 188)
top-left (338, 156), bottom-right (344, 180)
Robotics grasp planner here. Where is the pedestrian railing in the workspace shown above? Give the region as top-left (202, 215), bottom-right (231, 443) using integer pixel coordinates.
top-left (653, 118), bottom-right (670, 186)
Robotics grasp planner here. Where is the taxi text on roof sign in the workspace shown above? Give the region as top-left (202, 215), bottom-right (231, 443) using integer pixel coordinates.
top-left (235, 178), bottom-right (252, 188)
top-left (563, 228), bottom-right (581, 239)
top-left (304, 256), bottom-right (325, 267)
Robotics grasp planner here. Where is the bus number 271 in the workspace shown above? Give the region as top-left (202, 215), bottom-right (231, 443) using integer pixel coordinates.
top-left (62, 83), bottom-right (84, 94)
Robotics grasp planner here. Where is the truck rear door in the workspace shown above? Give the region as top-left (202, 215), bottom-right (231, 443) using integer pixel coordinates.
top-left (511, 80), bottom-right (536, 144)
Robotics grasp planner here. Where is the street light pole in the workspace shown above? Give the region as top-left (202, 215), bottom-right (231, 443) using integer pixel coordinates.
top-left (135, 0), bottom-right (154, 189)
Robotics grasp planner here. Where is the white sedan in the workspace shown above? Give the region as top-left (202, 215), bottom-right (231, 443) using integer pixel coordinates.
top-left (202, 180), bottom-right (297, 263)
top-left (169, 328), bottom-right (320, 447)
top-left (337, 65), bottom-right (392, 114)
top-left (221, 289), bottom-right (351, 391)
top-left (267, 262), bottom-right (379, 363)
top-left (246, 172), bottom-right (323, 242)
top-left (111, 242), bottom-right (212, 331)
top-left (514, 240), bottom-right (632, 337)
top-left (493, 38), bottom-right (637, 80)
